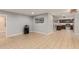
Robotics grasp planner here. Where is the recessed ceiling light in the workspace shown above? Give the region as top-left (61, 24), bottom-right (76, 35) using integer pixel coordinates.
top-left (32, 12), bottom-right (34, 14)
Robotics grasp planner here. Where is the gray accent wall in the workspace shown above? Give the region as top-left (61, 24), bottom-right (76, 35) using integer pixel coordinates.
top-left (32, 13), bottom-right (53, 34)
top-left (7, 14), bottom-right (33, 36)
top-left (0, 11), bottom-right (33, 36)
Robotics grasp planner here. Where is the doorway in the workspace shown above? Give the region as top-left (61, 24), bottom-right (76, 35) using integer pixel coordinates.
top-left (0, 15), bottom-right (6, 39)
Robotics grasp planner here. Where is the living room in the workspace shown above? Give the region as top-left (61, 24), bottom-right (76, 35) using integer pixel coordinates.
top-left (0, 9), bottom-right (79, 48)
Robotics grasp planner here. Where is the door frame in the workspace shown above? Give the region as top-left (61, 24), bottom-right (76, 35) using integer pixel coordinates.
top-left (0, 14), bottom-right (7, 38)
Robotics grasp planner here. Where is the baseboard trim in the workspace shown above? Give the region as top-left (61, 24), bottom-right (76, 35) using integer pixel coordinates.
top-left (7, 31), bottom-right (54, 37)
top-left (7, 33), bottom-right (23, 37)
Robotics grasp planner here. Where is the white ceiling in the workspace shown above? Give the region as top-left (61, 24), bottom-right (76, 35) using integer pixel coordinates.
top-left (1, 9), bottom-right (67, 16)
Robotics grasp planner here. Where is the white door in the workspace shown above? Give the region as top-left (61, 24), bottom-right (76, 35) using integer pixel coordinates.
top-left (0, 16), bottom-right (6, 32)
top-left (0, 16), bottom-right (6, 38)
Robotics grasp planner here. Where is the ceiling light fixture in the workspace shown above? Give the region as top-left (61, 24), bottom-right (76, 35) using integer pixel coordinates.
top-left (32, 12), bottom-right (34, 14)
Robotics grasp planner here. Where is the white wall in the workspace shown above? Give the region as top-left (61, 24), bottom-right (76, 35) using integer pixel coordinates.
top-left (0, 11), bottom-right (33, 37)
top-left (32, 13), bottom-right (53, 34)
top-left (48, 13), bottom-right (54, 33)
top-left (74, 13), bottom-right (79, 35)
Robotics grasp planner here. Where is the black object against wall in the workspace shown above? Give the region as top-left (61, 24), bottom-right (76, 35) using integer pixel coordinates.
top-left (24, 25), bottom-right (29, 34)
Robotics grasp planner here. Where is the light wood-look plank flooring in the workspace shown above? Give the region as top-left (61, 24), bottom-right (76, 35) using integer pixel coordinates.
top-left (0, 30), bottom-right (79, 49)
top-left (0, 32), bottom-right (6, 47)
